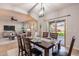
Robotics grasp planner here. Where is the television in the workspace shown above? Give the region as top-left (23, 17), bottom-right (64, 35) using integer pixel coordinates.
top-left (4, 25), bottom-right (15, 31)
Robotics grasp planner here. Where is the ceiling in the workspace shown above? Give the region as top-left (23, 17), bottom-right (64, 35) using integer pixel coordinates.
top-left (0, 3), bottom-right (77, 21)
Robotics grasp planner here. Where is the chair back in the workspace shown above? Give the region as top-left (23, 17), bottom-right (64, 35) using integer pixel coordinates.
top-left (22, 34), bottom-right (26, 49)
top-left (50, 33), bottom-right (58, 39)
top-left (23, 37), bottom-right (32, 56)
top-left (17, 35), bottom-right (23, 50)
top-left (68, 36), bottom-right (76, 56)
top-left (43, 32), bottom-right (48, 38)
top-left (27, 32), bottom-right (31, 37)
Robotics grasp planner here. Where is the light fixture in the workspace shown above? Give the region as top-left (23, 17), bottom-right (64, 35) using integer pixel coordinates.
top-left (39, 3), bottom-right (45, 18)
top-left (27, 28), bottom-right (31, 31)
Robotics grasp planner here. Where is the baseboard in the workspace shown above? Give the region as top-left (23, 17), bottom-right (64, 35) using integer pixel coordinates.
top-left (73, 47), bottom-right (79, 51)
top-left (66, 45), bottom-right (79, 51)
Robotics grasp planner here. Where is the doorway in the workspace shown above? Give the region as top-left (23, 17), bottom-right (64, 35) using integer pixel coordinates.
top-left (49, 20), bottom-right (66, 46)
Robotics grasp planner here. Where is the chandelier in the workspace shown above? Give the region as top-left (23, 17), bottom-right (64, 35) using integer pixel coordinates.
top-left (39, 3), bottom-right (45, 18)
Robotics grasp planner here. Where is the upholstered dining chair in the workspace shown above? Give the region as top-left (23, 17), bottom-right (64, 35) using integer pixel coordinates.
top-left (50, 33), bottom-right (58, 51)
top-left (50, 33), bottom-right (58, 39)
top-left (42, 32), bottom-right (49, 38)
top-left (26, 32), bottom-right (31, 37)
top-left (52, 36), bottom-right (76, 56)
top-left (23, 37), bottom-right (42, 56)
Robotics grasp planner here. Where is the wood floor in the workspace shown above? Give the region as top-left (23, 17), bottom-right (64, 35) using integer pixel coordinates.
top-left (0, 40), bottom-right (18, 56)
top-left (0, 40), bottom-right (79, 56)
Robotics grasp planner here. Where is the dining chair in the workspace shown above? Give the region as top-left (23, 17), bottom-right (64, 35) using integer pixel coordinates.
top-left (50, 33), bottom-right (58, 39)
top-left (50, 33), bottom-right (58, 51)
top-left (42, 32), bottom-right (48, 38)
top-left (26, 32), bottom-right (31, 37)
top-left (17, 35), bottom-right (26, 56)
top-left (23, 37), bottom-right (42, 56)
top-left (52, 36), bottom-right (76, 56)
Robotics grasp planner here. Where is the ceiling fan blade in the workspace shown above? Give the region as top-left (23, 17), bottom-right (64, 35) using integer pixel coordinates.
top-left (11, 16), bottom-right (17, 21)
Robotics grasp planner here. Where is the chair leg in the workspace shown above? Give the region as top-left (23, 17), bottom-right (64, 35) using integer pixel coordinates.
top-left (25, 51), bottom-right (28, 56)
top-left (18, 49), bottom-right (20, 56)
top-left (21, 51), bottom-right (24, 56)
top-left (41, 54), bottom-right (42, 56)
top-left (52, 47), bottom-right (54, 52)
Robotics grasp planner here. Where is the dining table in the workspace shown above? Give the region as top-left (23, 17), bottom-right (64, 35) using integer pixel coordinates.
top-left (30, 37), bottom-right (57, 56)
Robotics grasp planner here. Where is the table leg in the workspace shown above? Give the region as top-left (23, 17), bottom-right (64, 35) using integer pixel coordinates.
top-left (44, 49), bottom-right (49, 56)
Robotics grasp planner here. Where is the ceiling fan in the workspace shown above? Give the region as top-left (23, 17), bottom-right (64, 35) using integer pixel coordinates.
top-left (11, 16), bottom-right (17, 21)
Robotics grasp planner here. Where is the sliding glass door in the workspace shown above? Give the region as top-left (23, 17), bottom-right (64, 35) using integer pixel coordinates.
top-left (49, 20), bottom-right (66, 46)
top-left (50, 22), bottom-right (56, 33)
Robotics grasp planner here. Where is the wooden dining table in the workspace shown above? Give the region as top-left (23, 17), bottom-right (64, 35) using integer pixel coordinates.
top-left (30, 38), bottom-right (55, 56)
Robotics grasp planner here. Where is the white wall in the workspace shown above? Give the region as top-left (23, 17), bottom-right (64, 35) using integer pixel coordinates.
top-left (0, 17), bottom-right (22, 32)
top-left (45, 4), bottom-right (79, 50)
top-left (0, 16), bottom-right (23, 38)
top-left (0, 9), bottom-right (29, 38)
top-left (0, 9), bottom-right (39, 39)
